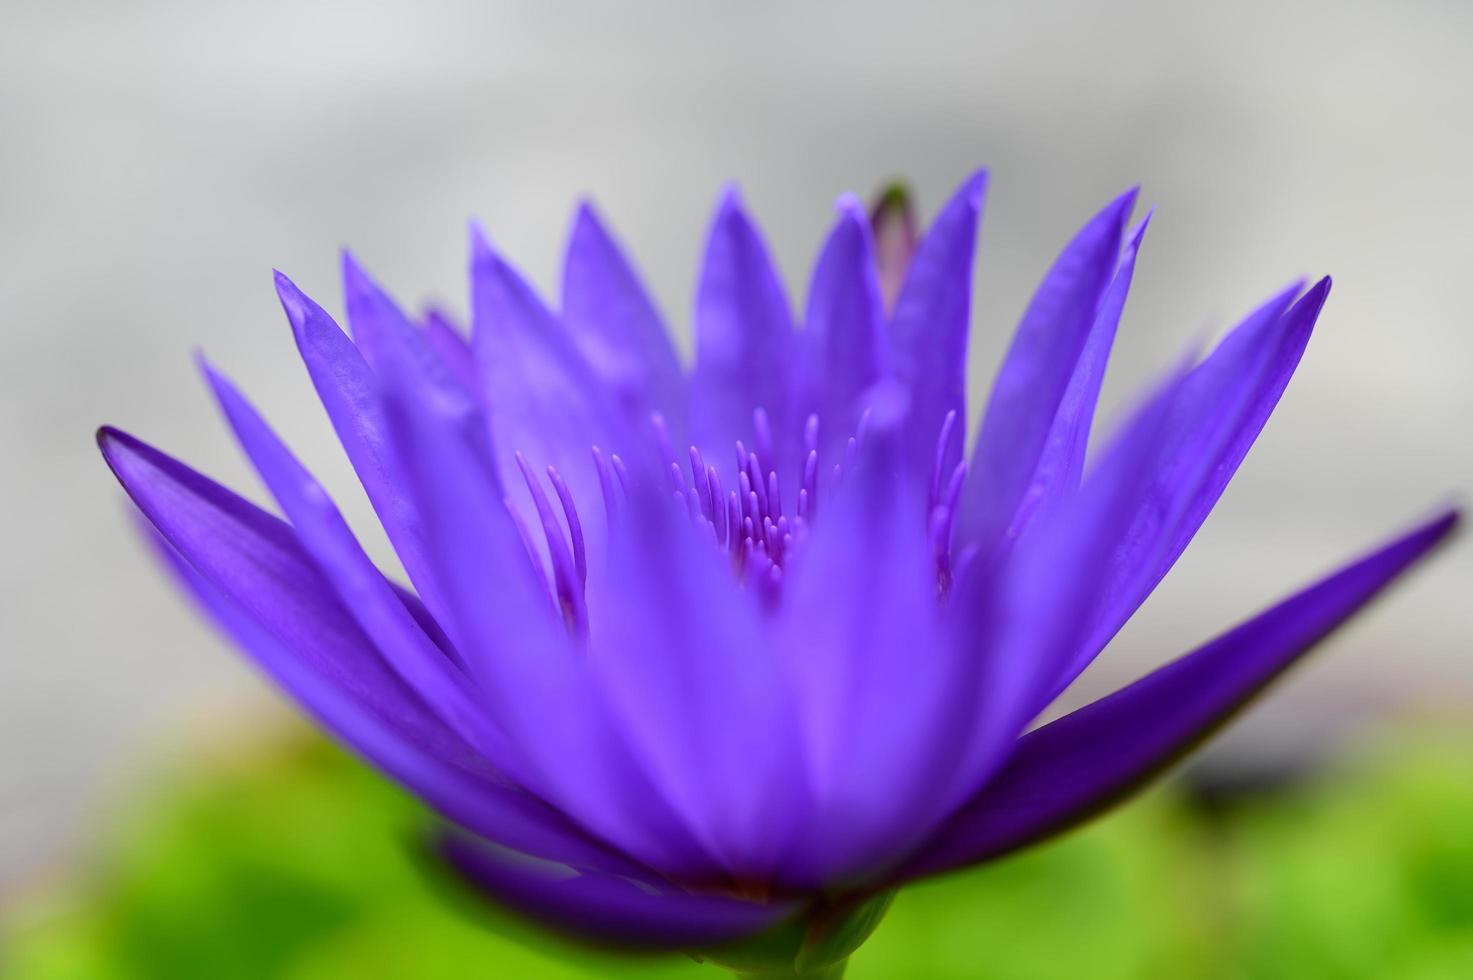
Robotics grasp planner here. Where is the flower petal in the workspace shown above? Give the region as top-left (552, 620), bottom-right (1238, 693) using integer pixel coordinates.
top-left (940, 358), bottom-right (1195, 811)
top-left (1013, 212), bottom-right (1151, 534)
top-left (277, 271), bottom-right (454, 631)
top-left (201, 360), bottom-right (511, 768)
top-left (798, 195), bottom-right (889, 457)
top-left (375, 332), bottom-right (716, 878)
top-left (98, 427), bottom-right (622, 870)
top-left (901, 507), bottom-right (1459, 880)
top-left (691, 186), bottom-right (796, 464)
top-left (591, 484), bottom-right (805, 881)
top-left (775, 412), bottom-right (965, 889)
top-left (1047, 278), bottom-right (1330, 703)
top-left (888, 170), bottom-right (986, 479)
top-left (438, 830), bottom-right (799, 949)
top-left (561, 201), bottom-right (686, 431)
top-left (471, 227), bottom-right (626, 531)
top-left (422, 308), bottom-right (480, 397)
top-left (957, 188), bottom-right (1138, 559)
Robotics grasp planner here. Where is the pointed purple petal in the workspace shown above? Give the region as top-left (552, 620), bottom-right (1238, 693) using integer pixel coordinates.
top-left (940, 359), bottom-right (1194, 811)
top-left (439, 831), bottom-right (799, 949)
top-left (691, 186), bottom-right (795, 461)
top-left (201, 360), bottom-right (512, 769)
top-left (561, 201), bottom-right (686, 430)
top-left (957, 188), bottom-right (1138, 559)
top-left (1049, 279), bottom-right (1330, 701)
top-left (888, 170), bottom-right (986, 479)
top-left (471, 227), bottom-right (624, 534)
top-left (798, 196), bottom-right (889, 457)
top-left (376, 335), bottom-right (714, 878)
top-left (1015, 212), bottom-right (1151, 533)
top-left (98, 427), bottom-right (624, 870)
top-left (277, 271), bottom-right (454, 631)
top-left (903, 508), bottom-right (1459, 880)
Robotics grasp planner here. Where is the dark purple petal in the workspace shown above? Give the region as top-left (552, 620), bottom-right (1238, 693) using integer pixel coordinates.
top-left (201, 360), bottom-right (512, 768)
top-left (869, 183), bottom-right (919, 314)
top-left (957, 189), bottom-right (1138, 560)
top-left (471, 226), bottom-right (625, 537)
top-left (902, 507), bottom-right (1459, 881)
top-left (98, 427), bottom-right (626, 870)
top-left (561, 201), bottom-right (686, 431)
top-left (376, 334), bottom-right (717, 878)
top-left (798, 196), bottom-right (889, 459)
top-left (276, 271), bottom-right (454, 632)
top-left (592, 484), bottom-right (805, 881)
top-left (888, 170), bottom-right (986, 479)
top-left (439, 831), bottom-right (799, 949)
top-left (691, 186), bottom-right (795, 464)
top-left (1047, 279), bottom-right (1330, 703)
top-left (775, 413), bottom-right (966, 889)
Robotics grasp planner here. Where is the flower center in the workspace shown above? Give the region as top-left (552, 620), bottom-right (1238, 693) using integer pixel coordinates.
top-left (511, 405), bottom-right (967, 629)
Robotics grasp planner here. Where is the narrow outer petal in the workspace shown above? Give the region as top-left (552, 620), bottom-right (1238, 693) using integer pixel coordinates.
top-left (691, 186), bottom-right (795, 465)
top-left (888, 170), bottom-right (986, 481)
top-left (903, 507), bottom-right (1459, 881)
top-left (1017, 212), bottom-right (1151, 533)
top-left (98, 428), bottom-right (625, 871)
top-left (562, 201), bottom-right (686, 431)
top-left (957, 188), bottom-right (1137, 560)
top-left (1047, 278), bottom-right (1329, 704)
top-left (201, 361), bottom-right (511, 768)
top-left (277, 271), bottom-right (454, 632)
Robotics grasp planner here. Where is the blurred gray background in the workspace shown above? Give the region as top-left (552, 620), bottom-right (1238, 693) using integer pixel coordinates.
top-left (2, 0), bottom-right (1469, 887)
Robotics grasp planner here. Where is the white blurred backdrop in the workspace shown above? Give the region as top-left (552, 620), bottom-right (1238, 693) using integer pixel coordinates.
top-left (2, 0), bottom-right (1469, 886)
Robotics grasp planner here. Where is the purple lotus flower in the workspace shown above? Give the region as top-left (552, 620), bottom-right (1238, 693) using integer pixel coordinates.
top-left (98, 172), bottom-right (1456, 975)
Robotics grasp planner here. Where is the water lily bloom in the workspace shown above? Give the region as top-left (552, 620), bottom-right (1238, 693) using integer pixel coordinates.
top-left (99, 172), bottom-right (1456, 976)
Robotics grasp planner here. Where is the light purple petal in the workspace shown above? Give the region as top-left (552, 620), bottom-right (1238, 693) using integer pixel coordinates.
top-left (691, 186), bottom-right (795, 465)
top-left (775, 415), bottom-right (966, 889)
top-left (902, 507), bottom-right (1459, 881)
top-left (957, 189), bottom-right (1138, 560)
top-left (591, 485), bottom-right (805, 881)
top-left (561, 201), bottom-right (686, 431)
top-left (471, 226), bottom-right (625, 538)
top-left (277, 271), bottom-right (454, 633)
top-left (439, 831), bottom-right (799, 949)
top-left (888, 170), bottom-right (986, 479)
top-left (375, 333), bottom-right (717, 879)
top-left (98, 427), bottom-right (625, 870)
top-left (423, 308), bottom-right (480, 397)
top-left (798, 196), bottom-right (889, 457)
